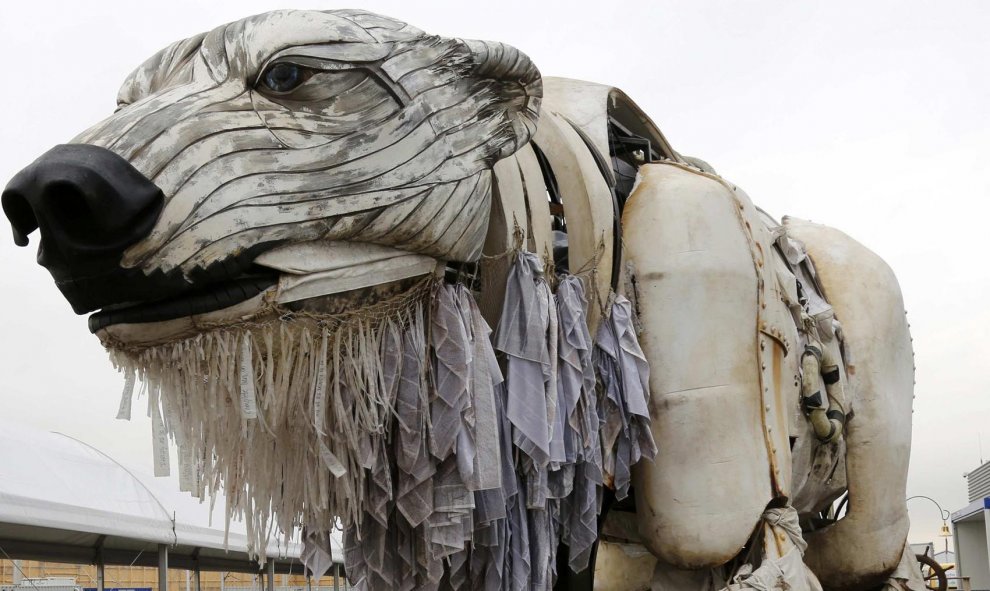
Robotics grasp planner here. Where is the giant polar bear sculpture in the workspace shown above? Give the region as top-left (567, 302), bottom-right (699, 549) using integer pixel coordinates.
top-left (1, 9), bottom-right (918, 591)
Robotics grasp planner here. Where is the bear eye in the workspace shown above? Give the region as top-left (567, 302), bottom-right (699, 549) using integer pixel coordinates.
top-left (259, 62), bottom-right (311, 93)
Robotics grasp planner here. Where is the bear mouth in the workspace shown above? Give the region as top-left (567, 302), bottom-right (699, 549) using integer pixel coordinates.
top-left (89, 241), bottom-right (440, 341)
top-left (87, 273), bottom-right (278, 333)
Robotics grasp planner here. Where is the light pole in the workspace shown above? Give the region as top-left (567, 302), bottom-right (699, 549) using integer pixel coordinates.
top-left (907, 495), bottom-right (953, 560)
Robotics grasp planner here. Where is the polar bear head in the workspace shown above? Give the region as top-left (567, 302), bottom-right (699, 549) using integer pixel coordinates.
top-left (2, 9), bottom-right (541, 335)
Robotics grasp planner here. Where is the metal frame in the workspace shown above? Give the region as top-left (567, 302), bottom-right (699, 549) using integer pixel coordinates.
top-left (95, 536), bottom-right (106, 591)
top-left (0, 537), bottom-right (309, 575)
top-left (158, 545), bottom-right (168, 591)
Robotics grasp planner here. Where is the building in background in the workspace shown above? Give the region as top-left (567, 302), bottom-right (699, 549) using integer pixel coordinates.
top-left (0, 561), bottom-right (346, 591)
top-left (0, 423), bottom-right (347, 591)
top-left (952, 461), bottom-right (990, 590)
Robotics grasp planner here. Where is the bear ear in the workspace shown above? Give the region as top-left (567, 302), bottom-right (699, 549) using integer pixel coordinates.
top-left (116, 32), bottom-right (207, 108)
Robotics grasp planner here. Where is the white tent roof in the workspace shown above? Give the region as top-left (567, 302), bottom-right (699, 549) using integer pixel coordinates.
top-left (0, 419), bottom-right (343, 570)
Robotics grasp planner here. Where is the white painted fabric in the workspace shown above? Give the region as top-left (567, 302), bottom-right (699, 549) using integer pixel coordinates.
top-left (71, 9), bottom-right (541, 276)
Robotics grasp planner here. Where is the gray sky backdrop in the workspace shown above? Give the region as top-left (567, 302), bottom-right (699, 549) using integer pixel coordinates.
top-left (1, 0), bottom-right (987, 553)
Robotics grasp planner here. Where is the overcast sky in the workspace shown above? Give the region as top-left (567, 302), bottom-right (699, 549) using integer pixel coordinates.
top-left (1, 0), bottom-right (987, 555)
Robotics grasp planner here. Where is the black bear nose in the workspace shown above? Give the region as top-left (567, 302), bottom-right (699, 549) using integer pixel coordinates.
top-left (2, 144), bottom-right (163, 269)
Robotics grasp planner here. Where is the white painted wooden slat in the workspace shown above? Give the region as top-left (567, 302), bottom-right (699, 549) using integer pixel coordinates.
top-left (532, 110), bottom-right (613, 331)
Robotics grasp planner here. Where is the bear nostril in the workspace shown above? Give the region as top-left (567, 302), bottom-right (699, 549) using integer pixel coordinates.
top-left (50, 183), bottom-right (93, 223)
top-left (42, 181), bottom-right (103, 246)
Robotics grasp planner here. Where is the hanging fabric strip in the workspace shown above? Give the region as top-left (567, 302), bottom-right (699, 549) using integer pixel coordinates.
top-left (594, 294), bottom-right (658, 500)
top-left (496, 251), bottom-right (554, 472)
top-left (112, 253), bottom-right (660, 590)
top-left (555, 275), bottom-right (603, 572)
top-left (116, 369), bottom-right (136, 420)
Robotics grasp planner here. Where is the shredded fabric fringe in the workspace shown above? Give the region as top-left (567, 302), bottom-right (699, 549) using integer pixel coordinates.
top-left (108, 252), bottom-right (657, 590)
top-left (108, 279), bottom-right (434, 554)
